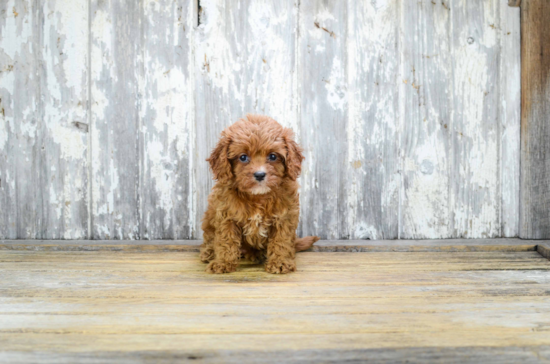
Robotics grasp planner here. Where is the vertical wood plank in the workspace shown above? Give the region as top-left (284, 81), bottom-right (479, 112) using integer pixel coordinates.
top-left (90, 0), bottom-right (141, 239)
top-left (400, 0), bottom-right (452, 239)
top-left (499, 3), bottom-right (520, 237)
top-left (298, 0), bottom-right (347, 239)
top-left (194, 0), bottom-right (297, 237)
top-left (0, 0), bottom-right (40, 238)
top-left (0, 0), bottom-right (89, 239)
top-left (40, 0), bottom-right (89, 238)
top-left (346, 0), bottom-right (398, 239)
top-left (520, 0), bottom-right (550, 239)
top-left (140, 0), bottom-right (195, 239)
top-left (451, 0), bottom-right (500, 238)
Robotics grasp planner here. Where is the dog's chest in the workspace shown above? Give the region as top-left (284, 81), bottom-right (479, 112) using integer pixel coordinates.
top-left (241, 212), bottom-right (271, 248)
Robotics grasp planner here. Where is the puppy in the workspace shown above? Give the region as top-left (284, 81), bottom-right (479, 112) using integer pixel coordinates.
top-left (200, 114), bottom-right (319, 274)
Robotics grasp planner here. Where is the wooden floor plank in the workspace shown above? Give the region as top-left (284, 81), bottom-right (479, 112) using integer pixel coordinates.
top-left (2, 332), bottom-right (550, 353)
top-left (1, 298), bottom-right (548, 315)
top-left (538, 244), bottom-right (550, 260)
top-left (2, 307), bottom-right (550, 335)
top-left (0, 238), bottom-right (544, 253)
top-left (1, 249), bottom-right (550, 362)
top-left (4, 268), bottom-right (550, 286)
top-left (2, 346), bottom-right (550, 364)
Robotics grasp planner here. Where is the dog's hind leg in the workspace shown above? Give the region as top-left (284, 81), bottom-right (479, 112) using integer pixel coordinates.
top-left (200, 204), bottom-right (219, 263)
top-left (295, 235), bottom-right (320, 252)
top-left (200, 238), bottom-right (215, 263)
top-left (241, 243), bottom-right (265, 263)
top-left (200, 223), bottom-right (216, 263)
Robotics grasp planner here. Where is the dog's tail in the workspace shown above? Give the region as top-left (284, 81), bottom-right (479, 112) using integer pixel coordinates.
top-left (295, 236), bottom-right (320, 252)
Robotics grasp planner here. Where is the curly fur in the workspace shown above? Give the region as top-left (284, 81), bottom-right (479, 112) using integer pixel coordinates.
top-left (200, 114), bottom-right (319, 274)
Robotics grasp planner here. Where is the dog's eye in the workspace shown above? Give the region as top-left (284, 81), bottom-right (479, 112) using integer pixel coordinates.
top-left (239, 154), bottom-right (249, 162)
top-left (268, 153), bottom-right (277, 161)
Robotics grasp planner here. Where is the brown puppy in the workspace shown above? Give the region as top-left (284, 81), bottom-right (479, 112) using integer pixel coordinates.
top-left (200, 114), bottom-right (319, 274)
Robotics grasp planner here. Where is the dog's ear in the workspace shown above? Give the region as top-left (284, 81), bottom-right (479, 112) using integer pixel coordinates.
top-left (206, 134), bottom-right (233, 183)
top-left (283, 128), bottom-right (304, 181)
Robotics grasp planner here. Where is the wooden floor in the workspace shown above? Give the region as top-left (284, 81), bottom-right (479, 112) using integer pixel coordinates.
top-left (1, 240), bottom-right (550, 363)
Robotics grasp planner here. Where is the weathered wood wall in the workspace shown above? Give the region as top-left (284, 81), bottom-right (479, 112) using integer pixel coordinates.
top-left (519, 0), bottom-right (550, 239)
top-left (0, 0), bottom-right (521, 240)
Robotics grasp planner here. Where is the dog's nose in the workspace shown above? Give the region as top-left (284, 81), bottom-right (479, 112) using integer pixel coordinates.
top-left (254, 171), bottom-right (266, 181)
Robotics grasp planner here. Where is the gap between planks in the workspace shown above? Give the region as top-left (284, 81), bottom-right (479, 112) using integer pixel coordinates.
top-left (0, 239), bottom-right (548, 257)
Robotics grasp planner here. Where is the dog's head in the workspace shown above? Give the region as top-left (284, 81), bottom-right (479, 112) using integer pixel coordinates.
top-left (207, 114), bottom-right (304, 195)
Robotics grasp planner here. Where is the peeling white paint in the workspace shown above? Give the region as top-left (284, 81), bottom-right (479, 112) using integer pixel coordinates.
top-left (345, 0), bottom-right (399, 239)
top-left (499, 2), bottom-right (521, 237)
top-left (354, 223), bottom-right (378, 240)
top-left (196, 0), bottom-right (239, 98)
top-left (246, 1), bottom-right (297, 129)
top-left (186, 0), bottom-right (197, 238)
top-left (0, 0), bottom-right (521, 240)
top-left (49, 123), bottom-right (87, 160)
top-left (90, 10), bottom-right (113, 72)
top-left (346, 3), bottom-right (363, 238)
top-left (138, 0), bottom-right (197, 239)
top-left (324, 58), bottom-right (347, 111)
top-left (0, 0), bottom-right (32, 60)
top-left (0, 118), bottom-right (7, 151)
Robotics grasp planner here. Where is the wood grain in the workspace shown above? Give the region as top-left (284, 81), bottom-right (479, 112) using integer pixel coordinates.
top-left (0, 0), bottom-right (522, 240)
top-left (450, 0), bottom-right (501, 238)
top-left (347, 0), bottom-right (399, 239)
top-left (299, 0), bottom-right (347, 239)
top-left (90, 0), bottom-right (141, 239)
top-left (40, 0), bottom-right (90, 239)
top-left (499, 3), bottom-right (521, 237)
top-left (0, 250), bottom-right (549, 362)
top-left (400, 0), bottom-right (520, 239)
top-left (0, 0), bottom-right (89, 239)
top-left (400, 0), bottom-right (452, 239)
top-left (538, 244), bottom-right (550, 260)
top-left (519, 0), bottom-right (550, 239)
top-left (2, 346), bottom-right (549, 364)
top-left (140, 0), bottom-right (195, 239)
top-left (0, 0), bottom-right (40, 239)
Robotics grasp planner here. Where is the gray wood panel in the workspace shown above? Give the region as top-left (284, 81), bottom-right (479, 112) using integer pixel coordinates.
top-left (499, 3), bottom-right (520, 237)
top-left (346, 0), bottom-right (399, 240)
top-left (0, 0), bottom-right (39, 239)
top-left (40, 0), bottom-right (90, 239)
top-left (140, 0), bottom-right (195, 239)
top-left (400, 0), bottom-right (453, 239)
top-left (401, 0), bottom-right (520, 239)
top-left (450, 0), bottom-right (500, 238)
top-left (519, 0), bottom-right (550, 239)
top-left (0, 0), bottom-right (522, 240)
top-left (0, 0), bottom-right (89, 239)
top-left (298, 0), bottom-right (347, 239)
top-left (90, 0), bottom-right (141, 239)
top-left (194, 0), bottom-right (298, 235)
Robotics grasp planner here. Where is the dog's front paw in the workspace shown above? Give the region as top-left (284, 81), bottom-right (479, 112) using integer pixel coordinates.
top-left (200, 246), bottom-right (215, 263)
top-left (206, 261), bottom-right (237, 274)
top-left (265, 259), bottom-right (296, 274)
